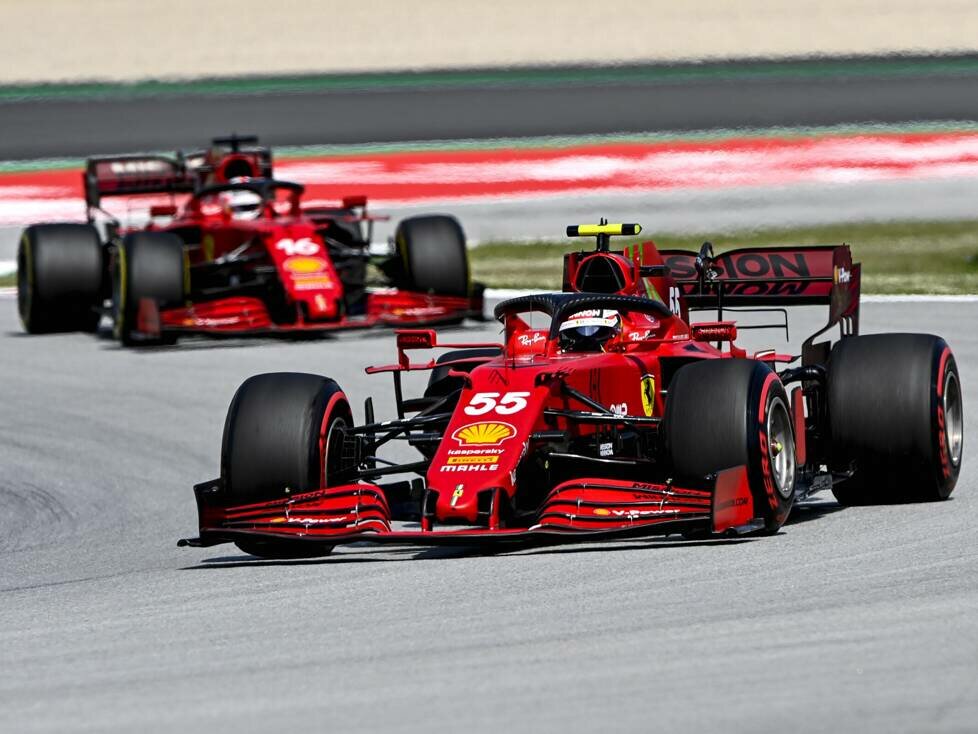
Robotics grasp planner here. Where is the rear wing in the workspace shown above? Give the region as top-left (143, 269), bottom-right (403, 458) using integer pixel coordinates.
top-left (659, 244), bottom-right (860, 350)
top-left (84, 136), bottom-right (275, 214)
top-left (84, 155), bottom-right (194, 210)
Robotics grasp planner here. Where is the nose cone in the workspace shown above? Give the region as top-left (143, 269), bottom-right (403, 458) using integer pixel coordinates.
top-left (428, 419), bottom-right (523, 524)
top-left (434, 481), bottom-right (484, 524)
top-left (428, 368), bottom-right (548, 526)
top-left (431, 420), bottom-right (516, 524)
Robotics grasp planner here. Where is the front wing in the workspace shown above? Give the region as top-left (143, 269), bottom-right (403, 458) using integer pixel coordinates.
top-left (138, 290), bottom-right (482, 338)
top-left (179, 467), bottom-right (760, 552)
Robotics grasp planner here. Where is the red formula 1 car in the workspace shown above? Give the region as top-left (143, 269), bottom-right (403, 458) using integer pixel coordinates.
top-left (180, 223), bottom-right (964, 557)
top-left (16, 135), bottom-right (482, 345)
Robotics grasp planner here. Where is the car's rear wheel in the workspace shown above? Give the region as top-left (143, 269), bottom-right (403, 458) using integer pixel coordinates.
top-left (828, 334), bottom-right (962, 504)
top-left (221, 372), bottom-right (353, 557)
top-left (113, 232), bottom-right (186, 346)
top-left (394, 215), bottom-right (470, 298)
top-left (664, 359), bottom-right (796, 534)
top-left (17, 223), bottom-right (103, 334)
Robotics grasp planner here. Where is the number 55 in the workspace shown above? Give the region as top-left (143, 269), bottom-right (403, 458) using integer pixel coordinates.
top-left (463, 391), bottom-right (530, 416)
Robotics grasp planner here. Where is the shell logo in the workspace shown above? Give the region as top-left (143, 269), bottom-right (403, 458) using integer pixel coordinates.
top-left (284, 257), bottom-right (328, 274)
top-left (452, 421), bottom-right (516, 446)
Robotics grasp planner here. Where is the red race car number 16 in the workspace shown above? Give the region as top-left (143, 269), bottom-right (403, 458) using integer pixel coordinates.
top-left (276, 237), bottom-right (320, 256)
top-left (464, 391), bottom-right (531, 416)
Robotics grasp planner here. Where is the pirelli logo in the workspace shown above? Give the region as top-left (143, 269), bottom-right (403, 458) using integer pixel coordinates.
top-left (447, 456), bottom-right (499, 465)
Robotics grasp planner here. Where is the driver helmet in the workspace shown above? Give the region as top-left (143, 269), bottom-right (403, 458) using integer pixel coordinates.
top-left (219, 180), bottom-right (261, 219)
top-left (558, 309), bottom-right (621, 352)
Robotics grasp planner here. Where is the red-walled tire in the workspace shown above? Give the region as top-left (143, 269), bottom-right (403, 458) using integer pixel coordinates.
top-left (221, 372), bottom-right (353, 557)
top-left (829, 334), bottom-right (963, 504)
top-left (665, 359), bottom-right (796, 534)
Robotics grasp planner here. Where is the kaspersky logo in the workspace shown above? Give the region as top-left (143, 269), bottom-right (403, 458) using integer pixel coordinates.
top-left (451, 421), bottom-right (516, 446)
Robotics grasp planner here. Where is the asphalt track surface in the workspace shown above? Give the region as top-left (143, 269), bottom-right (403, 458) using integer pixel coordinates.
top-left (0, 293), bottom-right (975, 733)
top-left (3, 62), bottom-right (978, 160)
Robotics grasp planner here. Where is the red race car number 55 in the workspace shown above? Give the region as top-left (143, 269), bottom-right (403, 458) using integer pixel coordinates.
top-left (464, 391), bottom-right (531, 415)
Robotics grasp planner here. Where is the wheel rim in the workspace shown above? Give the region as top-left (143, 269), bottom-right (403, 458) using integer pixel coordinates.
top-left (767, 398), bottom-right (796, 499)
top-left (944, 370), bottom-right (963, 469)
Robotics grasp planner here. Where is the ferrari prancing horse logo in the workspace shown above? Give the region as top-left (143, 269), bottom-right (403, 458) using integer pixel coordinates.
top-left (641, 374), bottom-right (656, 417)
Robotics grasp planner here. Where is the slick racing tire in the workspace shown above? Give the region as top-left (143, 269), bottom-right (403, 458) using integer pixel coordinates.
top-left (17, 223), bottom-right (103, 334)
top-left (221, 372), bottom-right (353, 558)
top-left (113, 232), bottom-right (185, 346)
top-left (394, 215), bottom-right (470, 298)
top-left (828, 334), bottom-right (963, 504)
top-left (665, 359), bottom-right (796, 534)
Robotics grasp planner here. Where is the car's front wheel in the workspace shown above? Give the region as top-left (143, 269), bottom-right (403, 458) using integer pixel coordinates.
top-left (112, 231), bottom-right (186, 346)
top-left (664, 358), bottom-right (796, 534)
top-left (221, 372), bottom-right (353, 557)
